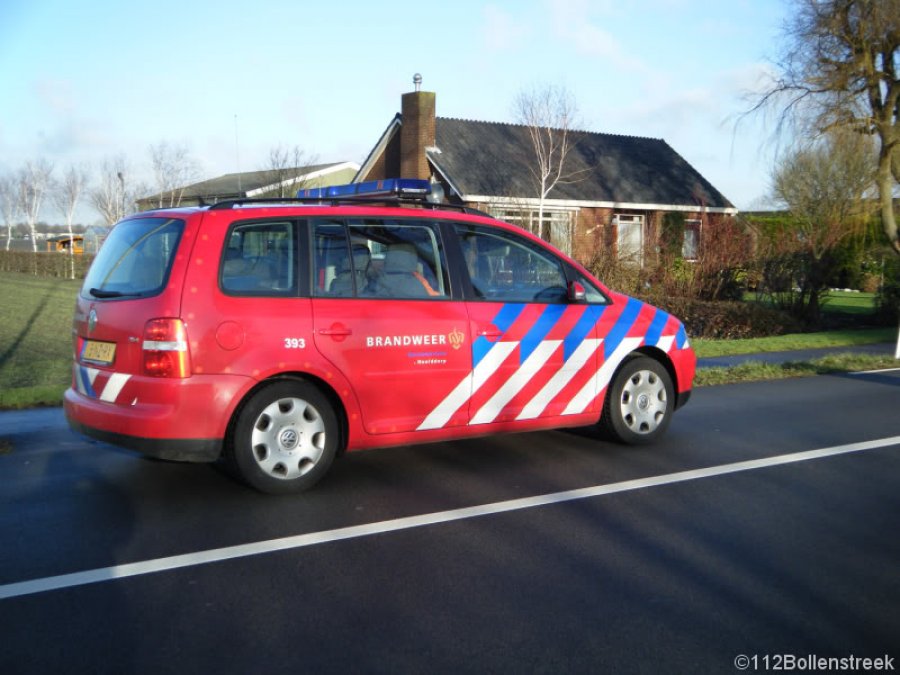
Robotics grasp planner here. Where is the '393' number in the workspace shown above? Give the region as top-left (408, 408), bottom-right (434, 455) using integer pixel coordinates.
top-left (283, 337), bottom-right (306, 349)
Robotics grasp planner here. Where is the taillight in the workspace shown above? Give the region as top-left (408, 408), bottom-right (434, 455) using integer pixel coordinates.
top-left (143, 318), bottom-right (191, 378)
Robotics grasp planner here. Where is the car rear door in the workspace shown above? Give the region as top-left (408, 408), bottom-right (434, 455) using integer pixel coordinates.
top-left (181, 215), bottom-right (315, 385)
top-left (310, 217), bottom-right (472, 435)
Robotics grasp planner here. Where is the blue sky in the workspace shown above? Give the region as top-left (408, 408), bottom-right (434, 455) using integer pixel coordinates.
top-left (0, 0), bottom-right (789, 222)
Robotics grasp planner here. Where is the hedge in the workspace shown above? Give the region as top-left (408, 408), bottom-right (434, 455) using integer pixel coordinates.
top-left (0, 250), bottom-right (94, 278)
top-left (650, 296), bottom-right (803, 340)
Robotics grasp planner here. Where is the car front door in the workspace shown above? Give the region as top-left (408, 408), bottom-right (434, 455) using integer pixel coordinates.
top-left (450, 223), bottom-right (608, 427)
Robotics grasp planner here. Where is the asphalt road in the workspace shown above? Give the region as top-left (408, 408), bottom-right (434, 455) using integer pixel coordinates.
top-left (1, 371), bottom-right (899, 674)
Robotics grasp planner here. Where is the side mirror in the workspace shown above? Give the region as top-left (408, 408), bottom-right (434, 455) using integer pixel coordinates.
top-left (567, 280), bottom-right (586, 303)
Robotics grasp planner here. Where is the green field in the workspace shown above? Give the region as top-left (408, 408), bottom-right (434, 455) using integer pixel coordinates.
top-left (0, 272), bottom-right (81, 408)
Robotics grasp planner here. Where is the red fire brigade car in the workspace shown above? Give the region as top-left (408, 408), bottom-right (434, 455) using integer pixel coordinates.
top-left (64, 179), bottom-right (696, 494)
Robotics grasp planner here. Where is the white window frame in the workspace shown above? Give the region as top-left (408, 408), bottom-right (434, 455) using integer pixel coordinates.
top-left (615, 214), bottom-right (644, 266)
top-left (683, 219), bottom-right (701, 261)
top-left (488, 207), bottom-right (576, 256)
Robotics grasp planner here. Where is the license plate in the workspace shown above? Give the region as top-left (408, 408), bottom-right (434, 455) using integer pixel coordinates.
top-left (82, 340), bottom-right (116, 365)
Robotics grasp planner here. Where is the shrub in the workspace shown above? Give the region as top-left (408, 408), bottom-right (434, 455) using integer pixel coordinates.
top-left (648, 296), bottom-right (803, 339)
top-left (874, 255), bottom-right (900, 325)
top-left (587, 248), bottom-right (650, 298)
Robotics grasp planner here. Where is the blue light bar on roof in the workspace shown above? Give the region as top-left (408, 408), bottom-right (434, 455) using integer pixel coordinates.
top-left (296, 178), bottom-right (432, 199)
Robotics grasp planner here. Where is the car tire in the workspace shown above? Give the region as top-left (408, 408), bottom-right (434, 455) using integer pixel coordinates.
top-left (600, 356), bottom-right (673, 445)
top-left (227, 379), bottom-right (338, 494)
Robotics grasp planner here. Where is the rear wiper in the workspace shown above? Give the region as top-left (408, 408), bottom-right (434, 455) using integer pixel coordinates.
top-left (89, 288), bottom-right (141, 299)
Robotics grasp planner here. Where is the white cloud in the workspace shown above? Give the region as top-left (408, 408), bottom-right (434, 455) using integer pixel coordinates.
top-left (543, 0), bottom-right (647, 72)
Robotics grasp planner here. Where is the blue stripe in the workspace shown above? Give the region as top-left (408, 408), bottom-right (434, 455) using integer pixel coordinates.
top-left (676, 324), bottom-right (688, 349)
top-left (604, 298), bottom-right (643, 359)
top-left (491, 303), bottom-right (525, 334)
top-left (644, 308), bottom-right (669, 348)
top-left (519, 305), bottom-right (567, 363)
top-left (78, 366), bottom-right (96, 398)
top-left (563, 305), bottom-right (606, 360)
top-left (472, 304), bottom-right (525, 368)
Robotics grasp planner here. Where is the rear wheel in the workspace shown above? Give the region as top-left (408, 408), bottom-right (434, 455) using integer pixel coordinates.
top-left (600, 356), bottom-right (673, 444)
top-left (227, 380), bottom-right (338, 494)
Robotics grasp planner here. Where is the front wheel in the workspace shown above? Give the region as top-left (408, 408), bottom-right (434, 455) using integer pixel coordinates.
top-left (600, 356), bottom-right (674, 445)
top-left (227, 380), bottom-right (338, 494)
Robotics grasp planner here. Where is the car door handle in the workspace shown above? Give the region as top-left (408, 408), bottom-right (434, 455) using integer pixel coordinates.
top-left (318, 324), bottom-right (352, 337)
top-left (476, 327), bottom-right (502, 340)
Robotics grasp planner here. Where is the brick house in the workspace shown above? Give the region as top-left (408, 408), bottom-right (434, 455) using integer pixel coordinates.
top-left (355, 84), bottom-right (737, 267)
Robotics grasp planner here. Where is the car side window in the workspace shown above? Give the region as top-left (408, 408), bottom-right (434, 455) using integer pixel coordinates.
top-left (454, 224), bottom-right (568, 303)
top-left (220, 220), bottom-right (296, 295)
top-left (313, 218), bottom-right (449, 299)
top-left (312, 220), bottom-right (354, 297)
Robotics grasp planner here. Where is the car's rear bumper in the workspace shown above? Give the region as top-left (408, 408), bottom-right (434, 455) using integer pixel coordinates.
top-left (63, 372), bottom-right (252, 463)
top-left (65, 415), bottom-right (221, 462)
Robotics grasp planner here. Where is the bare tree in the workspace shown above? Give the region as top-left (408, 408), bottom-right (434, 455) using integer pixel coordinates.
top-left (260, 145), bottom-right (318, 198)
top-left (770, 128), bottom-right (876, 322)
top-left (18, 159), bottom-right (54, 253)
top-left (749, 0), bottom-right (900, 253)
top-left (0, 172), bottom-right (21, 251)
top-left (52, 165), bottom-right (89, 279)
top-left (513, 83), bottom-right (585, 240)
top-left (149, 141), bottom-right (199, 207)
top-left (91, 155), bottom-right (129, 225)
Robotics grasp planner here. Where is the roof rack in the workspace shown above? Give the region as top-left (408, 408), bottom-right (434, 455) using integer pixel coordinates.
top-left (297, 178), bottom-right (432, 200)
top-left (207, 178), bottom-right (491, 216)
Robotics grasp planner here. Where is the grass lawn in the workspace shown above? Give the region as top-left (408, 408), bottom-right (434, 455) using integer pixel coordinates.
top-left (693, 326), bottom-right (896, 358)
top-left (745, 289), bottom-right (878, 316)
top-left (0, 272), bottom-right (81, 408)
top-left (695, 352), bottom-right (899, 387)
top-left (821, 290), bottom-right (878, 316)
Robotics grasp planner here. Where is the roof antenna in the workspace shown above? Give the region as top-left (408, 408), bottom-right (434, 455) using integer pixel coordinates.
top-left (413, 73), bottom-right (422, 92)
top-left (234, 113), bottom-right (242, 194)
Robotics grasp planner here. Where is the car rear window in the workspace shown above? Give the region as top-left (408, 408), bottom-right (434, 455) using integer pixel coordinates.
top-left (81, 217), bottom-right (184, 299)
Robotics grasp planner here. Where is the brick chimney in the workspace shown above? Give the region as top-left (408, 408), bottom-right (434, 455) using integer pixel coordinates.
top-left (400, 74), bottom-right (435, 180)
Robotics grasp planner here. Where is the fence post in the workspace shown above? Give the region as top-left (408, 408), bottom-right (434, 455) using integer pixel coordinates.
top-left (895, 321), bottom-right (900, 359)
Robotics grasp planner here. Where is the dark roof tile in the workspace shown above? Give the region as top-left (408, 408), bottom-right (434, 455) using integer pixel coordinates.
top-left (432, 118), bottom-right (733, 209)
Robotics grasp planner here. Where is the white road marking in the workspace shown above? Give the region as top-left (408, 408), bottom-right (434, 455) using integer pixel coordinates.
top-left (2, 435), bottom-right (899, 601)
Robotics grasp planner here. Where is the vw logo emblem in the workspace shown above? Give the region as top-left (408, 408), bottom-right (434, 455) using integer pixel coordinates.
top-left (88, 309), bottom-right (98, 333)
top-left (279, 428), bottom-right (299, 450)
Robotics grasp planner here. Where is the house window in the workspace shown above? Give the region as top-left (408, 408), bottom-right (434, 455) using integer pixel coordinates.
top-left (683, 219), bottom-right (701, 260)
top-left (489, 208), bottom-right (575, 256)
top-left (616, 214), bottom-right (644, 265)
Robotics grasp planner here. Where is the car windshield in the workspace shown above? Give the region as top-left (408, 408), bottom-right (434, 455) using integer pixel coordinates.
top-left (82, 217), bottom-right (184, 299)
